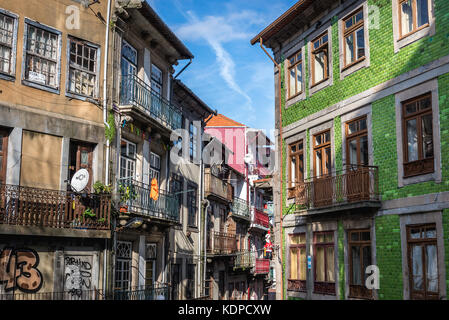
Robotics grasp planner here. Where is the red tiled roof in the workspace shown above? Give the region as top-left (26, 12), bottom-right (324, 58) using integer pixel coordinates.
top-left (205, 114), bottom-right (246, 127)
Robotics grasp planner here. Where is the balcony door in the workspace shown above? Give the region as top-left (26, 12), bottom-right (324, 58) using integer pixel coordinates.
top-left (120, 139), bottom-right (136, 180)
top-left (0, 129), bottom-right (8, 186)
top-left (313, 131), bottom-right (332, 207)
top-left (151, 64), bottom-right (163, 116)
top-left (68, 141), bottom-right (93, 192)
top-left (121, 40), bottom-right (137, 104)
top-left (345, 116), bottom-right (370, 201)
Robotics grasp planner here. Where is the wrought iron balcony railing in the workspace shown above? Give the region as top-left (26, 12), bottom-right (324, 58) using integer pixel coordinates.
top-left (207, 231), bottom-right (237, 254)
top-left (234, 250), bottom-right (253, 269)
top-left (118, 178), bottom-right (180, 223)
top-left (0, 184), bottom-right (111, 231)
top-left (0, 285), bottom-right (170, 300)
top-left (288, 165), bottom-right (380, 210)
top-left (231, 197), bottom-right (250, 220)
top-left (120, 74), bottom-right (182, 131)
top-left (204, 169), bottom-right (232, 202)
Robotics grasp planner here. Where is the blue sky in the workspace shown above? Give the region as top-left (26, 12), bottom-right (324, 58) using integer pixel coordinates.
top-left (147, 0), bottom-right (294, 136)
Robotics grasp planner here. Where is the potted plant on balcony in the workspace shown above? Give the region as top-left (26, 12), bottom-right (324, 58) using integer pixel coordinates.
top-left (83, 208), bottom-right (96, 220)
top-left (118, 184), bottom-right (137, 214)
top-left (93, 181), bottom-right (112, 195)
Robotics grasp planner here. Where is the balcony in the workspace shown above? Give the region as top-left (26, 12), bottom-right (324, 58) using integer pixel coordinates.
top-left (207, 231), bottom-right (237, 255)
top-left (204, 169), bottom-right (232, 203)
top-left (250, 207), bottom-right (270, 230)
top-left (120, 74), bottom-right (182, 131)
top-left (289, 165), bottom-right (380, 214)
top-left (118, 178), bottom-right (180, 223)
top-left (0, 184), bottom-right (111, 233)
top-left (254, 258), bottom-right (270, 275)
top-left (233, 250), bottom-right (253, 270)
top-left (230, 197), bottom-right (250, 221)
top-left (0, 285), bottom-right (170, 300)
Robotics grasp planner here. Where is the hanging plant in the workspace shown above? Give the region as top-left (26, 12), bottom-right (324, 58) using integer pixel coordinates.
top-left (83, 208), bottom-right (97, 219)
top-left (105, 111), bottom-right (116, 142)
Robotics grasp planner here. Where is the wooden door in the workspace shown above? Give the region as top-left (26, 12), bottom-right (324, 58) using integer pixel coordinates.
top-left (313, 131), bottom-right (332, 207)
top-left (76, 144), bottom-right (93, 191)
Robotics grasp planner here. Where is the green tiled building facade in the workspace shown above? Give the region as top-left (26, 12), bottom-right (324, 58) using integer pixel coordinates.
top-left (252, 0), bottom-right (449, 300)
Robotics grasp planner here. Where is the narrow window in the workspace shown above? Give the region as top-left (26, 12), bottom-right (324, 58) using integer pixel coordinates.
top-left (343, 8), bottom-right (365, 68)
top-left (348, 230), bottom-right (373, 299)
top-left (314, 231), bottom-right (335, 295)
top-left (288, 50), bottom-right (303, 98)
top-left (186, 264), bottom-right (195, 299)
top-left (67, 37), bottom-right (99, 99)
top-left (120, 139), bottom-right (136, 179)
top-left (288, 140), bottom-right (304, 198)
top-left (149, 152), bottom-right (161, 184)
top-left (399, 0), bottom-right (430, 38)
top-left (402, 93), bottom-right (434, 177)
top-left (115, 241), bottom-right (132, 291)
top-left (0, 12), bottom-right (16, 77)
top-left (189, 122), bottom-right (198, 161)
top-left (170, 173), bottom-right (184, 219)
top-left (0, 128), bottom-right (8, 185)
top-left (407, 224), bottom-right (439, 300)
top-left (24, 22), bottom-right (60, 89)
top-left (346, 116), bottom-right (368, 167)
top-left (145, 243), bottom-right (157, 287)
top-left (288, 233), bottom-right (307, 292)
top-left (313, 131), bottom-right (331, 178)
top-left (311, 32), bottom-right (329, 86)
top-left (187, 183), bottom-right (197, 227)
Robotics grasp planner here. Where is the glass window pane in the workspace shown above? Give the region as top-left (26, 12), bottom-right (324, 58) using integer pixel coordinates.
top-left (290, 249), bottom-right (298, 279)
top-left (120, 140), bottom-right (127, 157)
top-left (313, 39), bottom-right (320, 50)
top-left (315, 149), bottom-right (322, 176)
top-left (351, 246), bottom-right (362, 285)
top-left (0, 136), bottom-right (3, 151)
top-left (348, 122), bottom-right (357, 135)
top-left (359, 118), bottom-right (367, 131)
top-left (362, 245), bottom-right (372, 281)
top-left (345, 34), bottom-right (354, 65)
top-left (351, 232), bottom-right (359, 241)
top-left (326, 247), bottom-right (335, 282)
top-left (80, 150), bottom-right (89, 166)
top-left (360, 135), bottom-right (369, 165)
top-left (325, 233), bottom-right (334, 243)
top-left (401, 0), bottom-right (413, 36)
top-left (361, 231), bottom-right (371, 241)
top-left (356, 28), bottom-right (365, 59)
top-left (291, 156), bottom-right (297, 186)
top-left (315, 135), bottom-right (322, 146)
top-left (316, 247), bottom-right (325, 281)
top-left (411, 245), bottom-right (424, 291)
top-left (322, 34), bottom-right (328, 44)
top-left (355, 11), bottom-right (363, 23)
top-left (314, 51), bottom-right (326, 83)
top-left (299, 248), bottom-right (307, 281)
top-left (419, 96), bottom-right (431, 110)
top-left (410, 228), bottom-right (422, 239)
top-left (291, 235), bottom-right (300, 245)
top-left (325, 147), bottom-right (331, 174)
top-left (289, 67), bottom-right (296, 97)
top-left (324, 131), bottom-right (330, 143)
top-left (349, 139), bottom-right (358, 165)
top-left (316, 234), bottom-right (325, 243)
top-left (296, 63), bottom-right (303, 93)
top-left (299, 234), bottom-right (306, 244)
top-left (426, 245), bottom-right (438, 292)
top-left (405, 102), bottom-right (417, 115)
top-left (345, 17), bottom-right (353, 30)
top-left (425, 227), bottom-right (436, 239)
top-left (417, 0), bottom-right (429, 27)
top-left (406, 119), bottom-right (418, 162)
top-left (422, 114), bottom-right (433, 159)
top-left (128, 143), bottom-right (136, 159)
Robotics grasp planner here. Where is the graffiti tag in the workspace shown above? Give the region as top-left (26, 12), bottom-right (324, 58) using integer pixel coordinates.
top-left (64, 256), bottom-right (92, 298)
top-left (0, 248), bottom-right (43, 293)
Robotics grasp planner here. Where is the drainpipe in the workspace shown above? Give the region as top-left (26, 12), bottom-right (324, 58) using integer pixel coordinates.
top-left (203, 199), bottom-right (210, 296)
top-left (103, 0), bottom-right (112, 186)
top-left (258, 38), bottom-right (284, 300)
top-left (197, 125), bottom-right (203, 298)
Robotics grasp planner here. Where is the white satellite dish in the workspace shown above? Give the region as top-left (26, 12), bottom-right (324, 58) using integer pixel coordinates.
top-left (70, 169), bottom-right (90, 193)
top-left (244, 154), bottom-right (253, 164)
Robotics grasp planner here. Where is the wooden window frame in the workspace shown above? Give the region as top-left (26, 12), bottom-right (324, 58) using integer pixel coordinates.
top-left (311, 32), bottom-right (329, 87)
top-left (406, 223), bottom-right (439, 300)
top-left (288, 140), bottom-right (304, 198)
top-left (342, 8), bottom-right (366, 70)
top-left (120, 139), bottom-right (137, 179)
top-left (187, 182), bottom-right (198, 228)
top-left (67, 36), bottom-right (100, 100)
top-left (288, 233), bottom-right (307, 292)
top-left (313, 130), bottom-right (331, 178)
top-left (313, 231), bottom-right (336, 295)
top-left (398, 0), bottom-right (430, 40)
top-left (401, 93), bottom-right (434, 178)
top-left (287, 50), bottom-right (303, 100)
top-left (348, 229), bottom-right (373, 299)
top-left (0, 129), bottom-right (8, 185)
top-left (0, 10), bottom-right (18, 79)
top-left (345, 116), bottom-right (368, 166)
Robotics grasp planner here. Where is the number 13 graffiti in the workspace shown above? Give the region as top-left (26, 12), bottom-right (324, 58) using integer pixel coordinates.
top-left (0, 248), bottom-right (43, 293)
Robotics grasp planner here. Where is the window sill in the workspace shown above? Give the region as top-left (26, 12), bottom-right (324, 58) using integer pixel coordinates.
top-left (0, 73), bottom-right (15, 82)
top-left (66, 92), bottom-right (100, 105)
top-left (395, 24), bottom-right (434, 53)
top-left (22, 79), bottom-right (60, 95)
top-left (309, 77), bottom-right (331, 96)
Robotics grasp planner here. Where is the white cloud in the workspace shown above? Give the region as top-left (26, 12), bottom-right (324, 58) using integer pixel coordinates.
top-left (176, 10), bottom-right (258, 111)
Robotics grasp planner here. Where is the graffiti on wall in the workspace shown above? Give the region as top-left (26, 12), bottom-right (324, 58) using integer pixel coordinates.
top-left (64, 255), bottom-right (93, 298)
top-left (0, 247), bottom-right (43, 293)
